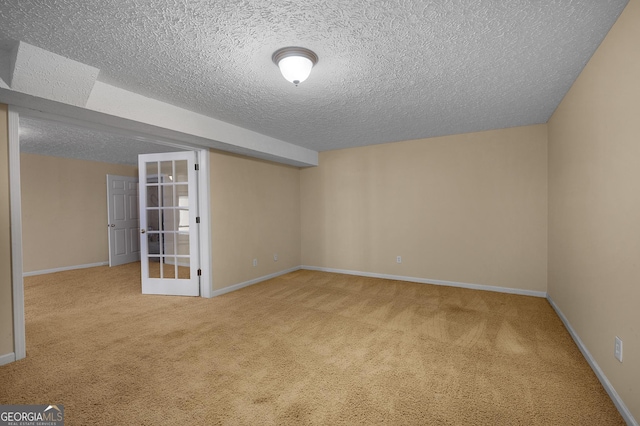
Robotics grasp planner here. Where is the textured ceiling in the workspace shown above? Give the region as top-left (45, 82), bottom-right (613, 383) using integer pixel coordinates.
top-left (20, 117), bottom-right (185, 166)
top-left (0, 0), bottom-right (629, 152)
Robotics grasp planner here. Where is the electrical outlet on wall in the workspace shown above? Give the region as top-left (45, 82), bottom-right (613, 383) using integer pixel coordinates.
top-left (396, 256), bottom-right (402, 264)
top-left (614, 336), bottom-right (623, 362)
top-left (253, 258), bottom-right (258, 267)
top-left (274, 254), bottom-right (278, 262)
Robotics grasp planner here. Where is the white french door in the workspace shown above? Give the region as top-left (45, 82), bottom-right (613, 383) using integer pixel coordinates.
top-left (107, 175), bottom-right (140, 266)
top-left (138, 151), bottom-right (200, 296)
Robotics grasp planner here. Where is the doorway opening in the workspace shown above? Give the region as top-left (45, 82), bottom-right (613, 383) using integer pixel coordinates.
top-left (8, 106), bottom-right (213, 362)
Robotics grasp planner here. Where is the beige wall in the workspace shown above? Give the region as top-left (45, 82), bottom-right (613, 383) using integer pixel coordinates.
top-left (209, 150), bottom-right (301, 290)
top-left (21, 153), bottom-right (137, 272)
top-left (301, 125), bottom-right (548, 292)
top-left (0, 104), bottom-right (13, 356)
top-left (548, 0), bottom-right (639, 420)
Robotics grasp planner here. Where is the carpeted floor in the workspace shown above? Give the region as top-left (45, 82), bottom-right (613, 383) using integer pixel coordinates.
top-left (0, 263), bottom-right (624, 425)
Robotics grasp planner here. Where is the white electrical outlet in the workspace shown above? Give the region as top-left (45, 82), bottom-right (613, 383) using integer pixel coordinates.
top-left (396, 256), bottom-right (402, 264)
top-left (253, 258), bottom-right (258, 267)
top-left (614, 336), bottom-right (623, 362)
top-left (274, 254), bottom-right (278, 261)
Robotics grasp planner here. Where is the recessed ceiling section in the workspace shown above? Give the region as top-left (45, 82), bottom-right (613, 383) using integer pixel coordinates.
top-left (9, 41), bottom-right (99, 106)
top-left (0, 46), bottom-right (12, 88)
top-left (0, 0), bottom-right (630, 152)
top-left (19, 117), bottom-right (186, 166)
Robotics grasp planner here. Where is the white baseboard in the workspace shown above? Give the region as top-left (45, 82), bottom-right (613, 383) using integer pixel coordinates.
top-left (547, 295), bottom-right (638, 426)
top-left (210, 266), bottom-right (302, 297)
top-left (0, 352), bottom-right (16, 366)
top-left (301, 266), bottom-right (547, 298)
top-left (23, 261), bottom-right (109, 277)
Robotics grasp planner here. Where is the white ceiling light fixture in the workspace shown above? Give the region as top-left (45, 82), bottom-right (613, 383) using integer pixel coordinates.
top-left (272, 47), bottom-right (318, 86)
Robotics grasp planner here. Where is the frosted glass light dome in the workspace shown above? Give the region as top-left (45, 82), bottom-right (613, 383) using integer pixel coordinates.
top-left (278, 55), bottom-right (313, 85)
top-left (272, 47), bottom-right (318, 86)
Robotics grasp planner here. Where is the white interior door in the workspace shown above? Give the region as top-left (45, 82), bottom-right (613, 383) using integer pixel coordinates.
top-left (107, 175), bottom-right (140, 266)
top-left (139, 151), bottom-right (200, 296)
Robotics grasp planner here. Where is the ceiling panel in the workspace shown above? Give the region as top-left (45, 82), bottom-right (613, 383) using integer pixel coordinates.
top-left (0, 0), bottom-right (629, 151)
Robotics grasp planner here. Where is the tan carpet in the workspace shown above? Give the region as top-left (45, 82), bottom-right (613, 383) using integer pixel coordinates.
top-left (0, 263), bottom-right (624, 425)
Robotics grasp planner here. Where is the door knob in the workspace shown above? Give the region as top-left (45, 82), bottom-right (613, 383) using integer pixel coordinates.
top-left (141, 229), bottom-right (146, 234)
top-left (110, 224), bottom-right (115, 227)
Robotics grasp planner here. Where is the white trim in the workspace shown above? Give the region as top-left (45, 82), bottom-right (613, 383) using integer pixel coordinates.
top-left (210, 266), bottom-right (301, 298)
top-left (197, 149), bottom-right (212, 298)
top-left (301, 266), bottom-right (547, 298)
top-left (8, 106), bottom-right (25, 361)
top-left (547, 295), bottom-right (638, 426)
top-left (0, 352), bottom-right (16, 366)
top-left (23, 261), bottom-right (109, 277)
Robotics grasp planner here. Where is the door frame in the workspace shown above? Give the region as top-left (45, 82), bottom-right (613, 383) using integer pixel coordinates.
top-left (7, 106), bottom-right (213, 363)
top-left (8, 106), bottom-right (25, 362)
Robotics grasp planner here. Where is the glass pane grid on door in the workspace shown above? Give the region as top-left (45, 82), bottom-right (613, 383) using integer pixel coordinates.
top-left (139, 152), bottom-right (199, 295)
top-left (140, 155), bottom-right (196, 291)
top-left (147, 257), bottom-right (191, 279)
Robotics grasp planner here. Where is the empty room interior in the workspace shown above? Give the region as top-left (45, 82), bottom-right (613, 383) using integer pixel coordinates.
top-left (0, 0), bottom-right (638, 424)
